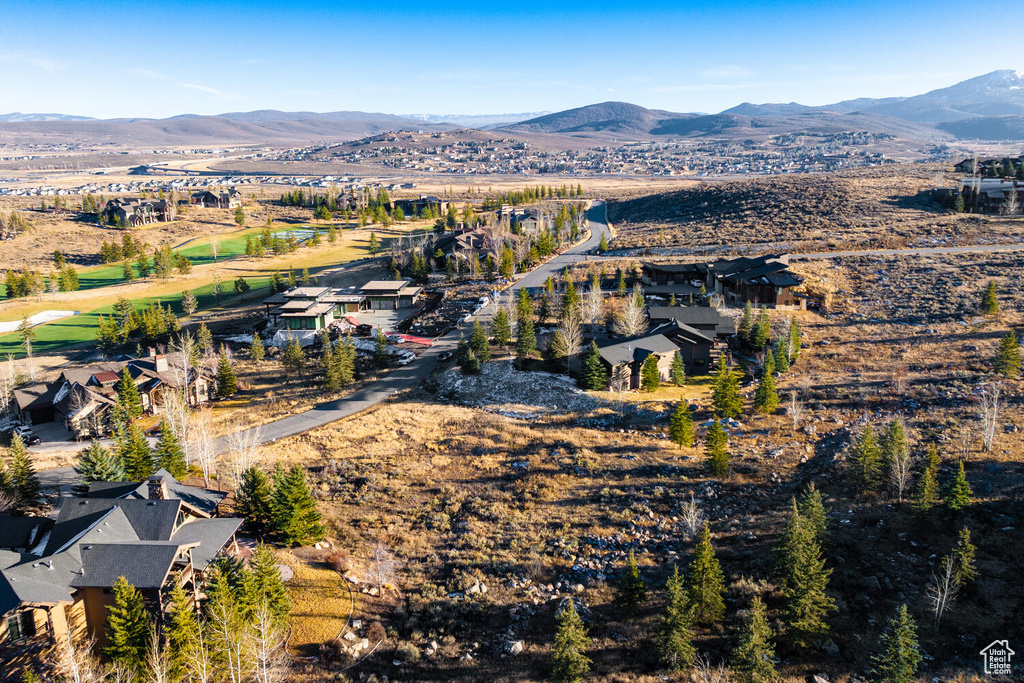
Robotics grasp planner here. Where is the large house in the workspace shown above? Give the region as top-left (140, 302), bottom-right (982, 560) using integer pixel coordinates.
top-left (262, 286), bottom-right (368, 331)
top-left (641, 256), bottom-right (803, 309)
top-left (647, 306), bottom-right (735, 375)
top-left (13, 351), bottom-right (213, 439)
top-left (597, 334), bottom-right (680, 391)
top-left (957, 178), bottom-right (1023, 213)
top-left (189, 189), bottom-right (241, 209)
top-left (103, 198), bottom-right (174, 227)
top-left (392, 195), bottom-right (448, 218)
top-left (0, 471), bottom-right (241, 672)
top-left (359, 280), bottom-right (424, 310)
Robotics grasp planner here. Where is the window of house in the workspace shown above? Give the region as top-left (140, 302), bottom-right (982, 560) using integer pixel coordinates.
top-left (6, 611), bottom-right (34, 641)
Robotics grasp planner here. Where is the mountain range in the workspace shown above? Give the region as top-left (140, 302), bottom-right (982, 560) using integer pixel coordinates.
top-left (1, 70), bottom-right (1023, 144)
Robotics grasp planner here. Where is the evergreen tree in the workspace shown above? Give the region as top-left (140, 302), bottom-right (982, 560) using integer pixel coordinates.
top-left (944, 461), bottom-right (972, 511)
top-left (981, 280), bottom-right (999, 316)
top-left (117, 422), bottom-right (154, 481)
top-left (368, 232), bottom-right (380, 254)
top-left (773, 334), bottom-right (790, 373)
top-left (114, 367), bottom-right (144, 419)
top-left (738, 301), bottom-right (754, 344)
top-left (581, 341), bottom-right (608, 390)
top-left (640, 355), bottom-right (661, 392)
top-left (777, 499), bottom-right (835, 647)
top-left (104, 576), bottom-right (151, 670)
top-left (165, 579), bottom-right (198, 680)
top-left (687, 523), bottom-right (725, 625)
top-left (491, 306), bottom-right (512, 347)
top-left (236, 466), bottom-right (274, 535)
top-left (711, 356), bottom-right (743, 418)
top-left (879, 417), bottom-right (908, 490)
top-left (282, 335), bottom-right (306, 372)
top-left (551, 599), bottom-right (590, 683)
top-left (6, 434), bottom-right (40, 507)
top-left (462, 348), bottom-right (481, 375)
top-left (272, 465), bottom-right (326, 546)
top-left (614, 550), bottom-right (647, 610)
top-left (754, 352), bottom-right (779, 414)
top-left (73, 441), bottom-right (124, 495)
top-left (670, 350), bottom-right (686, 386)
top-left (751, 308), bottom-right (771, 350)
top-left (952, 526), bottom-right (977, 587)
top-left (336, 336), bottom-right (357, 385)
top-left (196, 323), bottom-right (213, 356)
top-left (788, 318), bottom-right (801, 364)
top-left (216, 349), bottom-right (238, 397)
top-left (914, 442), bottom-right (941, 514)
top-left (471, 318), bottom-right (491, 363)
top-left (180, 289), bottom-right (198, 316)
top-left (993, 331), bottom-right (1021, 378)
top-left (869, 604), bottom-right (921, 683)
top-left (153, 420), bottom-right (187, 480)
top-left (516, 316), bottom-right (536, 369)
top-left (250, 332), bottom-right (265, 363)
top-left (598, 233), bottom-right (609, 253)
top-left (658, 565), bottom-right (696, 670)
top-left (669, 401), bottom-right (694, 448)
top-left (848, 423), bottom-right (882, 493)
top-left (705, 420), bottom-right (730, 478)
top-left (245, 543), bottom-right (292, 625)
top-left (373, 327), bottom-right (389, 369)
top-left (798, 482), bottom-right (828, 546)
top-left (732, 596), bottom-right (778, 683)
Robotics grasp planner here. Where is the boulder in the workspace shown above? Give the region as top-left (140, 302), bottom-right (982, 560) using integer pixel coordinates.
top-left (506, 640), bottom-right (525, 656)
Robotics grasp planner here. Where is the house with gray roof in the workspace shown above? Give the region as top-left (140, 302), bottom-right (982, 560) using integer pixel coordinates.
top-left (597, 334), bottom-right (680, 391)
top-left (0, 471), bottom-right (241, 669)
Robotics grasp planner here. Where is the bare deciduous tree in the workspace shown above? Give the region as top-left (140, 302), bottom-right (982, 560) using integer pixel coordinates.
top-left (1001, 187), bottom-right (1019, 216)
top-left (162, 390), bottom-right (191, 466)
top-left (692, 655), bottom-right (733, 683)
top-left (247, 601), bottom-right (289, 683)
top-left (225, 421), bottom-right (264, 489)
top-left (679, 493), bottom-right (704, 540)
top-left (365, 540), bottom-right (399, 596)
top-left (557, 307), bottom-right (584, 377)
top-left (182, 619), bottom-right (214, 683)
top-left (147, 625), bottom-right (171, 683)
top-left (582, 285), bottom-right (603, 336)
top-left (50, 632), bottom-right (102, 683)
top-left (188, 408), bottom-right (217, 487)
top-left (788, 390), bottom-right (806, 431)
top-left (890, 440), bottom-right (914, 503)
top-left (613, 284), bottom-right (647, 337)
top-left (978, 382), bottom-right (1003, 453)
top-left (928, 555), bottom-right (959, 627)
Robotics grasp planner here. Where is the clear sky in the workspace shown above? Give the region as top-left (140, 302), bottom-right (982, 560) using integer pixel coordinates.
top-left (0, 0), bottom-right (1020, 119)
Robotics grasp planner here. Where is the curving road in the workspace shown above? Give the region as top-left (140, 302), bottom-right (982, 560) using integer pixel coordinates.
top-left (222, 200), bottom-right (613, 447)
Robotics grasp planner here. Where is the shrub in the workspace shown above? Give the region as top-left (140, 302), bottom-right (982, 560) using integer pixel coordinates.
top-left (326, 550), bottom-right (351, 573)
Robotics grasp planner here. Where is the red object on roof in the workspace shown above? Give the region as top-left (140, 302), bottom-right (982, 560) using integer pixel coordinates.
top-left (92, 371), bottom-right (120, 385)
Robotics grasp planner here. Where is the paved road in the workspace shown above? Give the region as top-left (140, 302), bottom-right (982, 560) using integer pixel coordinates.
top-left (221, 201), bottom-right (613, 447)
top-left (791, 242), bottom-right (1024, 260)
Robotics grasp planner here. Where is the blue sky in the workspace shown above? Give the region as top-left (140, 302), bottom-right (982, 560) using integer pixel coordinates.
top-left (0, 0), bottom-right (1020, 119)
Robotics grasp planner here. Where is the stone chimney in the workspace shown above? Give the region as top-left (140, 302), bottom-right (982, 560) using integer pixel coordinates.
top-left (147, 475), bottom-right (168, 500)
top-left (155, 354), bottom-right (168, 373)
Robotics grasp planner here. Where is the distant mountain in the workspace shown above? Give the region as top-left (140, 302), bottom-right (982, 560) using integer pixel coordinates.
top-left (403, 112), bottom-right (549, 129)
top-left (939, 115), bottom-right (1024, 140)
top-left (721, 102), bottom-right (819, 116)
top-left (0, 112), bottom-right (95, 122)
top-left (505, 102), bottom-right (690, 135)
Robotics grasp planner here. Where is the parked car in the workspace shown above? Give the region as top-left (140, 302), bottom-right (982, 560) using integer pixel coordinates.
top-left (438, 351), bottom-right (454, 363)
top-left (2, 425), bottom-right (41, 446)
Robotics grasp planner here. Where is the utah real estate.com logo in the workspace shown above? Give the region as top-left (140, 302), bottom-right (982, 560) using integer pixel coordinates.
top-left (980, 640), bottom-right (1015, 677)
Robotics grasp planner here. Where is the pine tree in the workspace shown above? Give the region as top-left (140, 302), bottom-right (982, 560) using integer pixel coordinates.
top-left (462, 348), bottom-right (481, 375)
top-left (250, 332), bottom-right (265, 363)
top-left (981, 280), bottom-right (999, 316)
top-left (914, 442), bottom-right (941, 514)
top-left (848, 423), bottom-right (882, 493)
top-left (738, 301), bottom-right (754, 344)
top-left (751, 308), bottom-right (771, 350)
top-left (165, 579), bottom-right (198, 680)
top-left (336, 336), bottom-right (356, 385)
top-left (196, 322), bottom-right (213, 356)
top-left (118, 423), bottom-right (154, 481)
top-left (658, 565), bottom-right (696, 670)
top-left (732, 596), bottom-right (778, 683)
top-left (993, 331), bottom-right (1021, 378)
top-left (614, 550), bottom-right (647, 610)
top-left (777, 499), bottom-right (835, 647)
top-left (640, 355), bottom-right (661, 392)
top-left (773, 334), bottom-right (790, 374)
top-left (944, 461), bottom-right (972, 511)
top-left (516, 316), bottom-right (536, 369)
top-left (236, 466), bottom-right (274, 535)
top-left (669, 401), bottom-right (695, 448)
top-left (6, 434), bottom-right (40, 507)
top-left (952, 526), bottom-right (977, 587)
top-left (551, 599), bottom-right (590, 683)
top-left (282, 335), bottom-right (306, 372)
top-left (712, 356), bottom-right (743, 418)
top-left (272, 465), bottom-right (325, 546)
top-left (471, 318), bottom-right (491, 363)
top-left (705, 420), bottom-right (730, 477)
top-left (581, 341), bottom-right (607, 390)
top-left (216, 350), bottom-right (238, 397)
top-left (114, 367), bottom-right (143, 419)
top-left (754, 352), bottom-right (779, 414)
top-left (73, 441), bottom-right (124, 495)
top-left (150, 420), bottom-right (185, 479)
top-left (373, 327), bottom-right (389, 369)
top-left (869, 604), bottom-right (921, 683)
top-left (491, 306), bottom-right (512, 347)
top-left (104, 576), bottom-right (151, 670)
top-left (245, 543), bottom-right (292, 625)
top-left (670, 350), bottom-right (686, 386)
top-left (368, 232), bottom-right (380, 254)
top-left (687, 523), bottom-right (725, 625)
top-left (798, 482), bottom-right (828, 545)
top-left (788, 318), bottom-right (801, 364)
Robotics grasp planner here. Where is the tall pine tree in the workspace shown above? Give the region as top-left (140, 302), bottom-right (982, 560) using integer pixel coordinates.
top-left (944, 461), bottom-right (972, 511)
top-left (6, 434), bottom-right (40, 507)
top-left (753, 352), bottom-right (779, 414)
top-left (686, 523), bottom-right (725, 625)
top-left (272, 465), bottom-right (326, 546)
top-left (551, 599), bottom-right (590, 683)
top-left (705, 421), bottom-right (730, 478)
top-left (235, 466), bottom-right (274, 535)
top-left (114, 367), bottom-right (143, 420)
top-left (216, 349), bottom-right (238, 397)
top-left (869, 604), bottom-right (921, 683)
top-left (776, 499), bottom-right (835, 647)
top-left (614, 550), bottom-right (647, 610)
top-left (669, 401), bottom-right (694, 448)
top-left (848, 423), bottom-right (881, 493)
top-left (104, 576), bottom-right (151, 670)
top-left (732, 596), bottom-right (778, 683)
top-left (118, 422), bottom-right (154, 481)
top-left (712, 356), bottom-right (743, 418)
top-left (73, 440), bottom-right (124, 495)
top-left (658, 565), bottom-right (696, 670)
top-left (914, 442), bottom-right (941, 514)
top-left (153, 419), bottom-right (187, 479)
